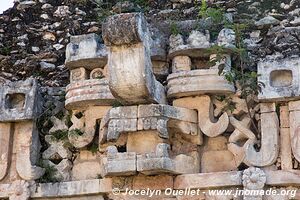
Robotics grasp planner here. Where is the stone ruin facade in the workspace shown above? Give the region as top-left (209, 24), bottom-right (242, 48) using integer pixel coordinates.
top-left (1, 12), bottom-right (300, 200)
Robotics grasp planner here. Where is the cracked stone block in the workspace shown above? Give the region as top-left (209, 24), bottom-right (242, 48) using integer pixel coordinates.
top-left (65, 79), bottom-right (115, 110)
top-left (65, 33), bottom-right (107, 70)
top-left (258, 57), bottom-right (300, 101)
top-left (0, 78), bottom-right (42, 122)
top-left (137, 143), bottom-right (176, 175)
top-left (102, 12), bottom-right (166, 105)
top-left (101, 146), bottom-right (136, 177)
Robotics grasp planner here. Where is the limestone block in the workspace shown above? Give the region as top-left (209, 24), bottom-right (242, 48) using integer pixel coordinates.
top-left (258, 57), bottom-right (300, 101)
top-left (244, 103), bottom-right (279, 167)
top-left (0, 123), bottom-right (13, 181)
top-left (137, 143), bottom-right (176, 175)
top-left (69, 106), bottom-right (111, 148)
top-left (0, 78), bottom-right (42, 122)
top-left (99, 106), bottom-right (138, 143)
top-left (48, 116), bottom-right (68, 134)
top-left (65, 79), bottom-right (115, 110)
top-left (137, 104), bottom-right (199, 139)
top-left (167, 69), bottom-right (235, 99)
top-left (65, 33), bottom-right (107, 70)
top-left (288, 100), bottom-right (300, 163)
top-left (172, 56), bottom-right (191, 73)
top-left (174, 153), bottom-right (200, 174)
top-left (100, 105), bottom-right (200, 144)
top-left (280, 128), bottom-right (293, 170)
top-left (280, 105), bottom-right (289, 128)
top-left (173, 95), bottom-right (229, 137)
top-left (201, 150), bottom-right (238, 173)
top-left (174, 171), bottom-right (242, 189)
top-left (102, 12), bottom-right (166, 105)
top-left (133, 175), bottom-right (173, 190)
top-left (102, 146), bottom-right (136, 177)
top-left (70, 67), bottom-right (88, 82)
top-left (72, 150), bottom-right (101, 180)
top-left (127, 131), bottom-right (166, 154)
top-left (15, 121), bottom-right (45, 180)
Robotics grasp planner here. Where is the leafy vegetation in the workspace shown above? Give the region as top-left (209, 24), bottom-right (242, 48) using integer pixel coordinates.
top-left (37, 161), bottom-right (59, 183)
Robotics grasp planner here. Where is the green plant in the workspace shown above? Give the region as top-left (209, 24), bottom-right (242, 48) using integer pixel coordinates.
top-left (112, 101), bottom-right (123, 108)
top-left (69, 128), bottom-right (84, 137)
top-left (37, 161), bottom-right (59, 183)
top-left (51, 130), bottom-right (69, 141)
top-left (87, 143), bottom-right (99, 155)
top-left (170, 22), bottom-right (181, 35)
top-left (215, 95), bottom-right (236, 113)
top-left (0, 46), bottom-right (11, 56)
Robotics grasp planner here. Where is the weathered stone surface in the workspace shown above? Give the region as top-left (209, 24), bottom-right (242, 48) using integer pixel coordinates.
top-left (72, 151), bottom-right (102, 181)
top-left (172, 56), bottom-right (191, 73)
top-left (244, 103), bottom-right (279, 167)
top-left (103, 13), bottom-right (166, 105)
top-left (280, 128), bottom-right (293, 170)
top-left (0, 123), bottom-right (13, 181)
top-left (69, 106), bottom-right (111, 148)
top-left (0, 78), bottom-right (42, 122)
top-left (70, 67), bottom-right (88, 82)
top-left (137, 143), bottom-right (176, 175)
top-left (15, 121), bottom-right (45, 180)
top-left (217, 28), bottom-right (236, 49)
top-left (174, 171), bottom-right (242, 189)
top-left (65, 79), bottom-right (115, 110)
top-left (173, 95), bottom-right (229, 137)
top-left (242, 167), bottom-right (266, 200)
top-left (280, 105), bottom-right (290, 128)
top-left (258, 57), bottom-right (300, 101)
top-left (65, 33), bottom-right (107, 70)
top-left (102, 146), bottom-right (137, 177)
top-left (167, 69), bottom-right (235, 99)
top-left (100, 104), bottom-right (200, 144)
top-left (288, 100), bottom-right (300, 163)
top-left (133, 175), bottom-right (173, 190)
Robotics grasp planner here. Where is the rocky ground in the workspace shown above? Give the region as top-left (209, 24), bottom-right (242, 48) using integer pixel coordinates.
top-left (0, 0), bottom-right (299, 87)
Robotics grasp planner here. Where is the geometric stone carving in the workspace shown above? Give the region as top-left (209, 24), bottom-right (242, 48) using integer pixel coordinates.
top-left (244, 103), bottom-right (279, 167)
top-left (68, 106), bottom-right (111, 148)
top-left (242, 167), bottom-right (266, 200)
top-left (102, 13), bottom-right (166, 105)
top-left (172, 56), bottom-right (191, 73)
top-left (42, 135), bottom-right (72, 181)
top-left (99, 104), bottom-right (199, 143)
top-left (0, 78), bottom-right (42, 122)
top-left (167, 69), bottom-right (235, 99)
top-left (101, 146), bottom-right (136, 177)
top-left (173, 95), bottom-right (229, 137)
top-left (65, 33), bottom-right (107, 70)
top-left (258, 57), bottom-right (300, 101)
top-left (65, 79), bottom-right (115, 110)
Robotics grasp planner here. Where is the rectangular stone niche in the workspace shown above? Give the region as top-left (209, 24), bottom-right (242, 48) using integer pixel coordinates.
top-left (258, 57), bottom-right (300, 101)
top-left (0, 78), bottom-right (42, 122)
